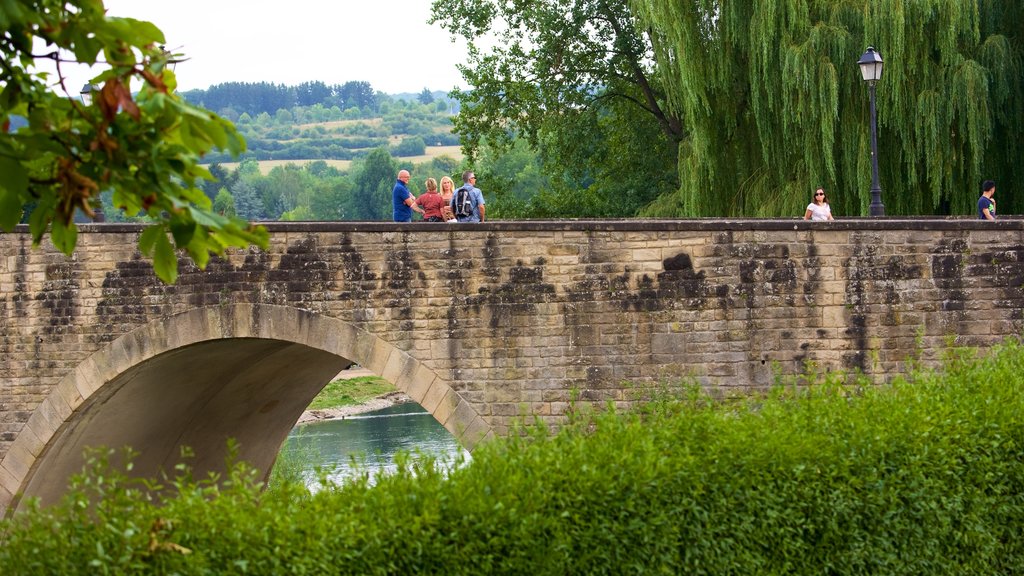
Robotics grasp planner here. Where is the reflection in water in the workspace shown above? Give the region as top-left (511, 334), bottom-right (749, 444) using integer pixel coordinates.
top-left (282, 403), bottom-right (469, 488)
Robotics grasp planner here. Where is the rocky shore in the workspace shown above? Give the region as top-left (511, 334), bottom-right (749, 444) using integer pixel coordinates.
top-left (295, 366), bottom-right (413, 425)
top-left (296, 391), bottom-right (414, 425)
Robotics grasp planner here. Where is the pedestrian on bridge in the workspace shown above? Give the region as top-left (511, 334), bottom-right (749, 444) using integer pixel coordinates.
top-left (452, 171), bottom-right (486, 223)
top-left (804, 187), bottom-right (834, 221)
top-left (978, 180), bottom-right (996, 220)
top-left (417, 177), bottom-right (446, 222)
top-left (392, 169), bottom-right (425, 222)
top-left (440, 176), bottom-right (457, 222)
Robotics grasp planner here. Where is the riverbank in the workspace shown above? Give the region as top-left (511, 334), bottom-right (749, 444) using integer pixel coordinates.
top-left (295, 368), bottom-right (412, 425)
top-left (296, 391), bottom-right (413, 424)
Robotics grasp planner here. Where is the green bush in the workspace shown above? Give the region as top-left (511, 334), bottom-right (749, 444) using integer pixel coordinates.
top-left (3, 341), bottom-right (1024, 574)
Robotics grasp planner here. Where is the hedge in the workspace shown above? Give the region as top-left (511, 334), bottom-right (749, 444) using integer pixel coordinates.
top-left (2, 340), bottom-right (1024, 574)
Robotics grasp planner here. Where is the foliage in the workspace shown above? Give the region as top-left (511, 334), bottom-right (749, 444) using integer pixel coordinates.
top-left (5, 339), bottom-right (1024, 574)
top-left (391, 135), bottom-right (427, 157)
top-left (199, 94), bottom-right (455, 165)
top-left (489, 92), bottom-right (679, 218)
top-left (430, 0), bottom-right (683, 218)
top-left (306, 175), bottom-right (354, 221)
top-left (306, 375), bottom-right (396, 411)
top-left (633, 0), bottom-right (1024, 217)
top-left (211, 188), bottom-right (235, 217)
top-left (348, 147), bottom-right (399, 221)
top-left (0, 0), bottom-right (268, 283)
top-left (228, 179), bottom-right (264, 221)
top-left (182, 80), bottom-right (380, 118)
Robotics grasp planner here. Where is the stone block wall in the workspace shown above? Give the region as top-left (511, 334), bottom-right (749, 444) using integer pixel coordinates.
top-left (3, 219), bottom-right (1024, 466)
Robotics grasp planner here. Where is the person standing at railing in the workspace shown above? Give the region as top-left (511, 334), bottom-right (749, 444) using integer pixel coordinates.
top-left (803, 187), bottom-right (834, 221)
top-left (392, 169), bottom-right (424, 222)
top-left (978, 180), bottom-right (996, 220)
top-left (451, 171), bottom-right (486, 223)
top-left (417, 177), bottom-right (446, 222)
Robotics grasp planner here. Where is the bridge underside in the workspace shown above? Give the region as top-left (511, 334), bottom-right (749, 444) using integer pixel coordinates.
top-left (22, 338), bottom-right (350, 508)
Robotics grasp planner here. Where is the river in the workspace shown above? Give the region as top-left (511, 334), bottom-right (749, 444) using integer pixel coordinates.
top-left (280, 402), bottom-right (469, 489)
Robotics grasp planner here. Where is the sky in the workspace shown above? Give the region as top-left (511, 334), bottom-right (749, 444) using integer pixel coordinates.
top-left (80, 0), bottom-right (472, 95)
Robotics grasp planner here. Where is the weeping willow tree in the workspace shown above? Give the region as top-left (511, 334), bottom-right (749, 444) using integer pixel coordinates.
top-left (632, 0), bottom-right (1023, 217)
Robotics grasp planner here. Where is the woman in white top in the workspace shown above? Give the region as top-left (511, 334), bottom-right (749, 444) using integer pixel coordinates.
top-left (803, 187), bottom-right (834, 221)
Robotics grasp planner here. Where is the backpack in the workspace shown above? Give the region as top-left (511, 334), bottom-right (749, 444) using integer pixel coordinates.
top-left (453, 186), bottom-right (473, 218)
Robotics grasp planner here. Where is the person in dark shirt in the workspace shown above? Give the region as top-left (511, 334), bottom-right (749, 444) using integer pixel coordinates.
top-left (978, 180), bottom-right (996, 220)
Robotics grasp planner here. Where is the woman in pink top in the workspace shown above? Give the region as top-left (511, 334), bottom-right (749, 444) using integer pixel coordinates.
top-left (416, 178), bottom-right (446, 222)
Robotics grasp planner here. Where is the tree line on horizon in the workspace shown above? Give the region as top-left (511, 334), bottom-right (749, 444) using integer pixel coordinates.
top-left (180, 81), bottom-right (452, 120)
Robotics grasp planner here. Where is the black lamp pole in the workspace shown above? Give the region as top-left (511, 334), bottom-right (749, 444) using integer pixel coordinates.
top-left (79, 83), bottom-right (105, 223)
top-left (858, 47), bottom-right (885, 217)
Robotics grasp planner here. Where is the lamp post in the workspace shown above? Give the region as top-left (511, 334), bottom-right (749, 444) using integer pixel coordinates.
top-left (79, 83), bottom-right (97, 105)
top-left (858, 46), bottom-right (885, 216)
top-left (79, 83), bottom-right (105, 222)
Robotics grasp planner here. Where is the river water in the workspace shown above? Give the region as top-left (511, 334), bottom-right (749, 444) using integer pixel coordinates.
top-left (281, 402), bottom-right (469, 489)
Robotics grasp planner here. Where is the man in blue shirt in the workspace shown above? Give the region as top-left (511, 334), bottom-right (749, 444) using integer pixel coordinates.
top-left (392, 169), bottom-right (424, 222)
top-left (451, 170), bottom-right (486, 223)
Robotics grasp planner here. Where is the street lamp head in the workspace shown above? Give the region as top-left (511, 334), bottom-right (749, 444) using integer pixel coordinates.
top-left (80, 83), bottom-right (97, 105)
top-left (857, 46), bottom-right (884, 83)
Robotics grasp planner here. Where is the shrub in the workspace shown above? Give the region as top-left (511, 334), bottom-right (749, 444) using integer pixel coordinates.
top-left (3, 341), bottom-right (1024, 574)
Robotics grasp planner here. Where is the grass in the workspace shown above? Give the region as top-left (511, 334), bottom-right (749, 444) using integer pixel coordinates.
top-left (306, 375), bottom-right (395, 410)
top-left (293, 118), bottom-right (384, 130)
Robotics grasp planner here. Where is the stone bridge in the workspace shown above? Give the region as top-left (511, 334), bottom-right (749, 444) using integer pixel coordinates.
top-left (3, 219), bottom-right (1024, 515)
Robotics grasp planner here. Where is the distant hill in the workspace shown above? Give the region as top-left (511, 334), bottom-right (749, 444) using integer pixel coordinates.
top-left (187, 81), bottom-right (463, 170)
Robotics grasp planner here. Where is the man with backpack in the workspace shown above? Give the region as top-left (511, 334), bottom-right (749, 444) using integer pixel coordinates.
top-left (451, 170), bottom-right (486, 223)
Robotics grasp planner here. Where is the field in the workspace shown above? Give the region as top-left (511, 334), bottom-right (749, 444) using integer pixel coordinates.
top-left (215, 145), bottom-right (464, 175)
top-left (293, 118), bottom-right (384, 130)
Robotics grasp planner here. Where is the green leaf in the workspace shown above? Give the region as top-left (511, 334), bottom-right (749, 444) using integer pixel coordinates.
top-left (152, 227), bottom-right (178, 284)
top-left (27, 194), bottom-right (55, 246)
top-left (169, 218), bottom-right (196, 248)
top-left (189, 205), bottom-right (229, 228)
top-left (138, 224), bottom-right (163, 257)
top-left (49, 217), bottom-right (77, 255)
top-left (0, 156), bottom-right (28, 230)
top-left (186, 227), bottom-right (211, 269)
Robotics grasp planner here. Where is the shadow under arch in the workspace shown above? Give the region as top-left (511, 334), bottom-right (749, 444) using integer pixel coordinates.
top-left (0, 304), bottom-right (490, 516)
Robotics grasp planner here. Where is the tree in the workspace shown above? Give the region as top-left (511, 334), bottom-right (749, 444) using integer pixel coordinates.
top-left (431, 155), bottom-right (459, 176)
top-left (392, 136), bottom-right (427, 157)
top-left (308, 178), bottom-right (353, 221)
top-left (418, 88), bottom-right (435, 105)
top-left (230, 180), bottom-right (265, 221)
top-left (633, 0), bottom-right (1024, 217)
top-left (200, 163), bottom-right (237, 202)
top-left (497, 91), bottom-right (678, 218)
top-left (0, 0), bottom-right (266, 282)
top-left (430, 0), bottom-right (683, 216)
top-left (263, 164), bottom-right (310, 215)
top-left (295, 81), bottom-right (332, 107)
top-left (336, 81), bottom-right (377, 111)
top-left (349, 147), bottom-right (397, 220)
top-left (212, 188), bottom-right (236, 217)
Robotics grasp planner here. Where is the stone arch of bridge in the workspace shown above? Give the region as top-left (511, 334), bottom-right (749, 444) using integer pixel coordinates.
top-left (0, 303), bottom-right (489, 515)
